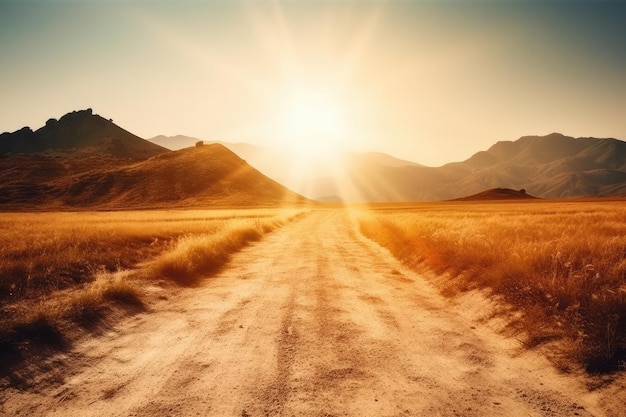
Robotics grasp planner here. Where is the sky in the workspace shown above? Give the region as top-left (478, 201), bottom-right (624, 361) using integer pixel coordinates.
top-left (1, 0), bottom-right (625, 166)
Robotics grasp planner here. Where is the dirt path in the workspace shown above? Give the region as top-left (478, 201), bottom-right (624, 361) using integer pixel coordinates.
top-left (1, 211), bottom-right (623, 416)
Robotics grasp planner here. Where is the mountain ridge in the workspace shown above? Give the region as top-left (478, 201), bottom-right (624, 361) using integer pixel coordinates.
top-left (148, 132), bottom-right (625, 201)
top-left (0, 144), bottom-right (307, 210)
top-left (0, 109), bottom-right (168, 159)
top-left (0, 110), bottom-right (307, 209)
top-left (2, 109), bottom-right (625, 205)
top-left (147, 135), bottom-right (421, 168)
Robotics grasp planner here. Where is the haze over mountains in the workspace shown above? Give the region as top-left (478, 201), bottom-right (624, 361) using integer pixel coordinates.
top-left (1, 108), bottom-right (625, 209)
top-left (0, 110), bottom-right (305, 209)
top-left (150, 133), bottom-right (626, 201)
top-left (150, 135), bottom-right (422, 169)
top-left (149, 134), bottom-right (426, 200)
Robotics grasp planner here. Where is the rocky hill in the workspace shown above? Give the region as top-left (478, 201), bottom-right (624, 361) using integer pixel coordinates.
top-left (0, 111), bottom-right (307, 209)
top-left (0, 144), bottom-right (307, 210)
top-left (0, 109), bottom-right (167, 159)
top-left (3, 109), bottom-right (624, 205)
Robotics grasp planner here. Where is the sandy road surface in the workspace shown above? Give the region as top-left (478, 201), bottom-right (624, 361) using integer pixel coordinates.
top-left (1, 211), bottom-right (623, 416)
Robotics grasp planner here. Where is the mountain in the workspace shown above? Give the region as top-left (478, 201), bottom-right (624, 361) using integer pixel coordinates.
top-left (452, 188), bottom-right (539, 201)
top-left (442, 133), bottom-right (626, 199)
top-left (0, 109), bottom-right (167, 159)
top-left (146, 135), bottom-right (424, 200)
top-left (345, 133), bottom-right (625, 201)
top-left (148, 133), bottom-right (626, 201)
top-left (60, 144), bottom-right (306, 208)
top-left (0, 144), bottom-right (307, 210)
top-left (147, 134), bottom-right (203, 150)
top-left (3, 110), bottom-right (624, 205)
top-left (347, 152), bottom-right (423, 168)
top-left (150, 136), bottom-right (421, 170)
top-left (0, 111), bottom-right (307, 209)
top-left (148, 135), bottom-right (269, 173)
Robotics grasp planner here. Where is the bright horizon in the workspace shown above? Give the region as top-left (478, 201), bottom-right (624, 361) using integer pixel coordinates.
top-left (1, 0), bottom-right (625, 166)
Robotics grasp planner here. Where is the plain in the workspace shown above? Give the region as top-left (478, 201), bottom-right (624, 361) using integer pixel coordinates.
top-left (0, 207), bottom-right (304, 380)
top-left (357, 199), bottom-right (626, 372)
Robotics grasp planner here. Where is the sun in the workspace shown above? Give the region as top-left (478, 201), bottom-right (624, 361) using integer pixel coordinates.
top-left (278, 87), bottom-right (348, 157)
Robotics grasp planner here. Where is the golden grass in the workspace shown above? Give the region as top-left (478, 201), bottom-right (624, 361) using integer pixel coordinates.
top-left (0, 209), bottom-right (300, 301)
top-left (150, 214), bottom-right (296, 286)
top-left (0, 208), bottom-right (304, 370)
top-left (9, 271), bottom-right (142, 332)
top-left (357, 201), bottom-right (626, 371)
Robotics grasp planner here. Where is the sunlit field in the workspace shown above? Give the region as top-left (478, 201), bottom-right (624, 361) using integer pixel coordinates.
top-left (0, 208), bottom-right (304, 356)
top-left (358, 200), bottom-right (626, 371)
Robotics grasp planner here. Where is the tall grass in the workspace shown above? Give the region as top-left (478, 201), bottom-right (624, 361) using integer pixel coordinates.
top-left (0, 209), bottom-right (299, 302)
top-left (0, 208), bottom-right (304, 378)
top-left (151, 214), bottom-right (294, 285)
top-left (358, 201), bottom-right (626, 371)
top-left (8, 270), bottom-right (142, 333)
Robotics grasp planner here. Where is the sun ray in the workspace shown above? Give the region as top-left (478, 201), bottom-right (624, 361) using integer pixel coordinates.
top-left (138, 2), bottom-right (399, 205)
top-left (136, 10), bottom-right (274, 99)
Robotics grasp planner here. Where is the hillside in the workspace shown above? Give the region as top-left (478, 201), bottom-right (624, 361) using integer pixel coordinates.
top-left (336, 133), bottom-right (626, 201)
top-left (0, 109), bottom-right (167, 159)
top-left (148, 134), bottom-right (205, 150)
top-left (444, 133), bottom-right (626, 199)
top-left (148, 133), bottom-right (626, 202)
top-left (63, 144), bottom-right (307, 208)
top-left (147, 135), bottom-right (424, 200)
top-left (0, 110), bottom-right (307, 209)
top-left (452, 188), bottom-right (539, 201)
top-left (3, 109), bottom-right (625, 205)
top-left (0, 144), bottom-right (306, 210)
top-left (149, 136), bottom-right (422, 169)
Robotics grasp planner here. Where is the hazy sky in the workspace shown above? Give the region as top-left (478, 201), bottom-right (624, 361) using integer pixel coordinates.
top-left (1, 0), bottom-right (625, 166)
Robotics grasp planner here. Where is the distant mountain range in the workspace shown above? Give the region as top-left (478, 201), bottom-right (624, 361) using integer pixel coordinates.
top-left (434, 133), bottom-right (626, 200)
top-left (1, 109), bottom-right (625, 208)
top-left (148, 135), bottom-right (425, 200)
top-left (0, 110), bottom-right (305, 209)
top-left (149, 134), bottom-right (423, 168)
top-left (149, 133), bottom-right (626, 201)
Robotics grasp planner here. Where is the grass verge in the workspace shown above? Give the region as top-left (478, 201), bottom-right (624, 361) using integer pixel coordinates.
top-left (0, 271), bottom-right (143, 387)
top-left (0, 208), bottom-right (304, 387)
top-left (150, 215), bottom-right (294, 285)
top-left (358, 201), bottom-right (626, 372)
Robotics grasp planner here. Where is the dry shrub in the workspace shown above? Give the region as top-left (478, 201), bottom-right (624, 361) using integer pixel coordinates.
top-left (0, 271), bottom-right (143, 387)
top-left (151, 217), bottom-right (281, 286)
top-left (7, 272), bottom-right (142, 331)
top-left (0, 208), bottom-right (305, 378)
top-left (358, 201), bottom-right (626, 371)
top-left (0, 208), bottom-right (302, 303)
top-left (0, 208), bottom-right (303, 307)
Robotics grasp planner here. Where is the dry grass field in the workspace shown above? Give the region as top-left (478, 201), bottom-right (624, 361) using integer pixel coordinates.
top-left (0, 208), bottom-right (304, 369)
top-left (358, 200), bottom-right (626, 372)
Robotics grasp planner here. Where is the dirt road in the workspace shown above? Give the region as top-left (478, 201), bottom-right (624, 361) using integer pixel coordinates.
top-left (1, 211), bottom-right (622, 416)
